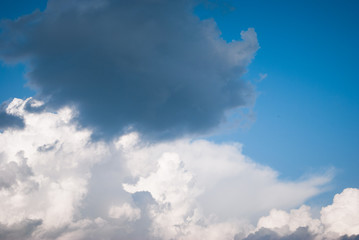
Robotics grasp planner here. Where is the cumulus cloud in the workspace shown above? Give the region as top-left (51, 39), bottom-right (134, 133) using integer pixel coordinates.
top-left (0, 0), bottom-right (259, 139)
top-left (0, 152), bottom-right (33, 190)
top-left (249, 188), bottom-right (359, 240)
top-left (242, 227), bottom-right (317, 240)
top-left (0, 98), bottom-right (341, 240)
top-left (0, 98), bottom-right (108, 230)
top-left (120, 134), bottom-right (331, 224)
top-left (321, 188), bottom-right (359, 237)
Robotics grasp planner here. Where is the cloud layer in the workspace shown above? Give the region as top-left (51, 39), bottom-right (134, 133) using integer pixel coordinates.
top-left (0, 0), bottom-right (258, 139)
top-left (0, 98), bottom-right (353, 240)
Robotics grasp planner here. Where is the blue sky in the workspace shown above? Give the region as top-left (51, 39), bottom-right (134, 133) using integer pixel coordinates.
top-left (1, 0), bottom-right (358, 205)
top-left (196, 0), bottom-right (359, 205)
top-left (0, 0), bottom-right (45, 102)
top-left (0, 1), bottom-right (358, 239)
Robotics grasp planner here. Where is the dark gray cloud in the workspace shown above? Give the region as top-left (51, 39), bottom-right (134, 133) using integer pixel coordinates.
top-left (0, 111), bottom-right (24, 130)
top-left (340, 235), bottom-right (359, 240)
top-left (0, 102), bottom-right (25, 130)
top-left (37, 140), bottom-right (59, 152)
top-left (24, 99), bottom-right (46, 113)
top-left (0, 219), bottom-right (42, 240)
top-left (241, 228), bottom-right (359, 240)
top-left (0, 0), bottom-right (258, 139)
top-left (242, 227), bottom-right (317, 240)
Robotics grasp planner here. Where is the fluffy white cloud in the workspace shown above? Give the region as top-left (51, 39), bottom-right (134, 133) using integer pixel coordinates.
top-left (1, 98), bottom-right (353, 240)
top-left (0, 98), bottom-right (108, 230)
top-left (321, 188), bottom-right (359, 236)
top-left (256, 206), bottom-right (322, 236)
top-left (108, 203), bottom-right (141, 222)
top-left (121, 134), bottom-right (331, 223)
top-left (252, 188), bottom-right (359, 239)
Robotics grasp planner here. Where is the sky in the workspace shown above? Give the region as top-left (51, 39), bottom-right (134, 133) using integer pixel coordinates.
top-left (0, 0), bottom-right (358, 240)
top-left (196, 0), bottom-right (359, 206)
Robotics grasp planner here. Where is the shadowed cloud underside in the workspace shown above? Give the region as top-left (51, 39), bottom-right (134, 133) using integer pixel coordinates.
top-left (0, 0), bottom-right (258, 139)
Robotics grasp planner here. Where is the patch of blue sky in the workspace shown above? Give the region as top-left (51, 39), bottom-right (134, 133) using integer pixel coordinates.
top-left (0, 0), bottom-right (46, 102)
top-left (0, 62), bottom-right (35, 103)
top-left (197, 0), bottom-right (359, 205)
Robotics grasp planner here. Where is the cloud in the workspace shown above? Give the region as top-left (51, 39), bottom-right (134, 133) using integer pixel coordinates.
top-left (0, 98), bottom-right (108, 230)
top-left (0, 101), bottom-right (25, 130)
top-left (249, 188), bottom-right (359, 240)
top-left (37, 140), bottom-right (59, 153)
top-left (0, 152), bottom-right (33, 190)
top-left (0, 111), bottom-right (24, 130)
top-left (120, 134), bottom-right (331, 225)
top-left (257, 73), bottom-right (268, 82)
top-left (0, 1), bottom-right (355, 239)
top-left (0, 219), bottom-right (42, 240)
top-left (256, 206), bottom-right (322, 235)
top-left (340, 235), bottom-right (359, 240)
top-left (108, 203), bottom-right (141, 222)
top-left (321, 188), bottom-right (359, 236)
top-left (242, 227), bottom-right (317, 240)
top-left (0, 98), bottom-right (338, 240)
top-left (0, 0), bottom-right (259, 140)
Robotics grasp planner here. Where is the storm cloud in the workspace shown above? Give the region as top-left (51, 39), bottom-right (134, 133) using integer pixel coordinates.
top-left (0, 0), bottom-right (259, 139)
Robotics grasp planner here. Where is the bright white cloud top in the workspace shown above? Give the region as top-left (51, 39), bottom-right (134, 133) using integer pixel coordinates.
top-left (0, 98), bottom-right (357, 240)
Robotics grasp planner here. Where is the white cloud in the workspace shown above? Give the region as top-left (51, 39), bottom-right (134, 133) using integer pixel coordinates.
top-left (108, 203), bottom-right (141, 222)
top-left (0, 98), bottom-right (347, 240)
top-left (0, 98), bottom-right (108, 229)
top-left (122, 137), bottom-right (331, 223)
top-left (256, 206), bottom-right (322, 236)
top-left (321, 188), bottom-right (359, 236)
top-left (252, 188), bottom-right (359, 239)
